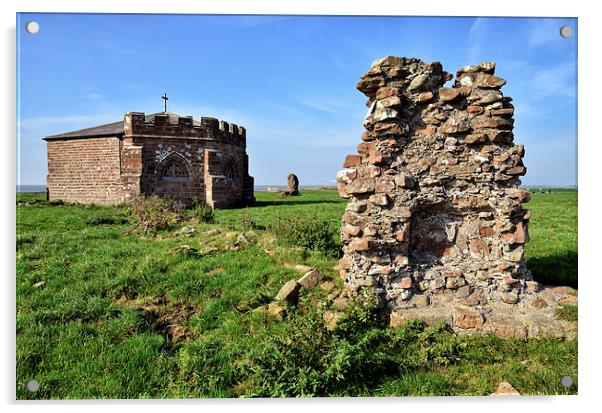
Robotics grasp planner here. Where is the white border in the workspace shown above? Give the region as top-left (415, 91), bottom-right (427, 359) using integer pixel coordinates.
top-left (3, 1), bottom-right (600, 412)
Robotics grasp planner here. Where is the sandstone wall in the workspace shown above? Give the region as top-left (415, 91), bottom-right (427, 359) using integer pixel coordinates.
top-left (131, 136), bottom-right (250, 207)
top-left (47, 137), bottom-right (125, 205)
top-left (337, 57), bottom-right (536, 325)
top-left (46, 112), bottom-right (255, 208)
top-left (125, 112), bottom-right (254, 208)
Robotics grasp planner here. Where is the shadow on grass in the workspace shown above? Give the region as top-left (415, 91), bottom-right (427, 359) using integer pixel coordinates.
top-left (527, 251), bottom-right (577, 288)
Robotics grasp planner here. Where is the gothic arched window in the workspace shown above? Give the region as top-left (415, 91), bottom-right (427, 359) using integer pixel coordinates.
top-left (223, 158), bottom-right (237, 182)
top-left (161, 160), bottom-right (188, 181)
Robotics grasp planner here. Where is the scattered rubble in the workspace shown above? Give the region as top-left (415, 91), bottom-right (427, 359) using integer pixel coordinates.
top-left (298, 269), bottom-right (325, 289)
top-left (174, 226), bottom-right (197, 237)
top-left (491, 381), bottom-right (521, 396)
top-left (275, 280), bottom-right (301, 305)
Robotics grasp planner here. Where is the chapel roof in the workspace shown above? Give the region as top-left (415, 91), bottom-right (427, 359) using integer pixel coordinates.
top-left (43, 112), bottom-right (202, 140)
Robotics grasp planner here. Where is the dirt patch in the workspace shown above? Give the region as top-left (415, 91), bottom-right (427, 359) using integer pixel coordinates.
top-left (148, 301), bottom-right (197, 342)
top-left (207, 267), bottom-right (225, 276)
top-left (116, 295), bottom-right (198, 342)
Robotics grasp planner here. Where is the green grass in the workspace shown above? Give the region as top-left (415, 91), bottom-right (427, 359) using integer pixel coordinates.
top-left (16, 189), bottom-right (577, 398)
top-left (556, 305), bottom-right (578, 322)
top-left (524, 189), bottom-right (578, 287)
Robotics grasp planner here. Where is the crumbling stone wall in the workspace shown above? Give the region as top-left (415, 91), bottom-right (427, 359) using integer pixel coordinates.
top-left (336, 56), bottom-right (574, 338)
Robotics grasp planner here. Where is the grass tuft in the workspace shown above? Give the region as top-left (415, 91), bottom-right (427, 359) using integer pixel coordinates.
top-left (556, 305), bottom-right (578, 322)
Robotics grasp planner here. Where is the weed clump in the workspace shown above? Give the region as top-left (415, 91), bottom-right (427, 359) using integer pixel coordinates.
top-left (270, 214), bottom-right (336, 254)
top-left (240, 209), bottom-right (258, 231)
top-left (243, 294), bottom-right (468, 397)
top-left (127, 196), bottom-right (183, 234)
top-left (556, 304), bottom-right (578, 321)
top-left (189, 199), bottom-right (214, 223)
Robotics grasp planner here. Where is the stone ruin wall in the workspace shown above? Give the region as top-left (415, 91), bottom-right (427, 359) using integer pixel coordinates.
top-left (335, 56), bottom-right (567, 337)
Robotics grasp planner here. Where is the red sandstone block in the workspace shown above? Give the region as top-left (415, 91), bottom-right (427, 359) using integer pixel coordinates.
top-left (375, 178), bottom-right (395, 194)
top-left (479, 227), bottom-right (494, 237)
top-left (368, 150), bottom-right (386, 165)
top-left (349, 239), bottom-right (376, 252)
top-left (357, 142), bottom-right (375, 155)
top-left (502, 222), bottom-right (529, 244)
top-left (506, 166), bottom-right (526, 175)
top-left (395, 227), bottom-right (410, 242)
top-left (467, 105), bottom-right (484, 114)
top-left (453, 306), bottom-right (484, 330)
top-left (491, 108), bottom-right (514, 116)
top-left (343, 155), bottom-right (362, 168)
top-left (471, 116), bottom-right (513, 130)
top-left (469, 238), bottom-right (489, 255)
top-left (399, 276), bottom-right (413, 289)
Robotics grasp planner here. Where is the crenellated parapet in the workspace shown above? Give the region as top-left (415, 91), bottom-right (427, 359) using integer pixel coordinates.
top-left (123, 112), bottom-right (247, 147)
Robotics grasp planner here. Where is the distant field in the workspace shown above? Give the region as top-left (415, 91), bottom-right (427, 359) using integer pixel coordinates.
top-left (523, 189), bottom-right (578, 287)
top-left (16, 189), bottom-right (577, 399)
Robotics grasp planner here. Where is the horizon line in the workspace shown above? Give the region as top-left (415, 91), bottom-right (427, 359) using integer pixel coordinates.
top-left (16, 183), bottom-right (580, 188)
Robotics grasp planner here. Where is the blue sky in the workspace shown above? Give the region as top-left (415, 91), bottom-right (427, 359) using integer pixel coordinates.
top-left (16, 14), bottom-right (577, 186)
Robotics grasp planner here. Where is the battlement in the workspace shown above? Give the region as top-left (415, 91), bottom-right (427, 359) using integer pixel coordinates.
top-left (123, 112), bottom-right (246, 146)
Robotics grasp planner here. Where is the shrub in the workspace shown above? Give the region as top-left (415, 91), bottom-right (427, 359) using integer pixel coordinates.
top-left (127, 196), bottom-right (182, 234)
top-left (270, 213), bottom-right (336, 254)
top-left (243, 290), bottom-right (473, 397)
top-left (189, 199), bottom-right (214, 223)
top-left (244, 297), bottom-right (399, 397)
top-left (413, 324), bottom-right (466, 367)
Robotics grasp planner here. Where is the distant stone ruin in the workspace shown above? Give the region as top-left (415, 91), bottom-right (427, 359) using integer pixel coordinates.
top-left (281, 173), bottom-right (300, 196)
top-left (337, 56), bottom-right (576, 338)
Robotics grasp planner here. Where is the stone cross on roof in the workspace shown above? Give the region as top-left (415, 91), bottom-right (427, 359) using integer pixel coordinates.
top-left (162, 93), bottom-right (169, 113)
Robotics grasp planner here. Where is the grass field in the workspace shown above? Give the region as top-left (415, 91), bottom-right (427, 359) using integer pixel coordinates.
top-left (15, 189), bottom-right (578, 399)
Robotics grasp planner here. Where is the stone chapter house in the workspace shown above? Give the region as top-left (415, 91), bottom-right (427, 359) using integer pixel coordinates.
top-left (43, 112), bottom-right (255, 208)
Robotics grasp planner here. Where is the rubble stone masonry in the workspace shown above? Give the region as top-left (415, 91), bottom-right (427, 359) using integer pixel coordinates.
top-left (337, 56), bottom-right (576, 338)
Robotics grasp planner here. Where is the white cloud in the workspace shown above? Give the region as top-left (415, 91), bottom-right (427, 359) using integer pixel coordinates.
top-left (169, 100), bottom-right (363, 149)
top-left (530, 63), bottom-right (576, 99)
top-left (298, 96), bottom-right (350, 113)
top-left (521, 135), bottom-right (577, 186)
top-left (257, 126), bottom-right (361, 148)
top-left (86, 93), bottom-right (104, 100)
top-left (467, 17), bottom-right (488, 64)
top-left (512, 101), bottom-right (544, 119)
top-left (18, 113), bottom-right (123, 143)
